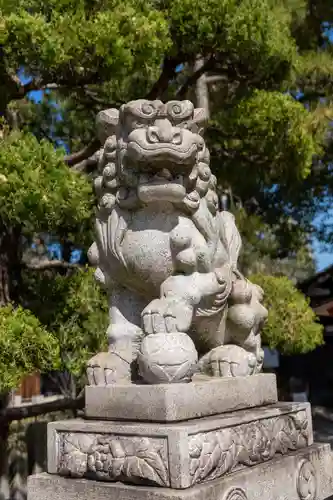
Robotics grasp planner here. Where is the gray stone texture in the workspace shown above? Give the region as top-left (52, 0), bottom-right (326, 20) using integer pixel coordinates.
top-left (29, 444), bottom-right (333, 500)
top-left (85, 373), bottom-right (278, 422)
top-left (87, 99), bottom-right (268, 385)
top-left (49, 402), bottom-right (311, 489)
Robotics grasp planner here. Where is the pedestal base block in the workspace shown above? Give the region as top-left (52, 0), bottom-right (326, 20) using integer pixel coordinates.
top-left (28, 444), bottom-right (333, 500)
top-left (47, 402), bottom-right (313, 489)
top-left (85, 374), bottom-right (277, 422)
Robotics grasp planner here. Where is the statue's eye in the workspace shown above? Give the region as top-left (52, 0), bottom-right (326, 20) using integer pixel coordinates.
top-left (167, 101), bottom-right (193, 120)
top-left (172, 104), bottom-right (182, 115)
top-left (141, 103), bottom-right (155, 116)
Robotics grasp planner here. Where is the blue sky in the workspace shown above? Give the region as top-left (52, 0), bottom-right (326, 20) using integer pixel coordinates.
top-left (313, 229), bottom-right (333, 271)
top-left (314, 248), bottom-right (331, 271)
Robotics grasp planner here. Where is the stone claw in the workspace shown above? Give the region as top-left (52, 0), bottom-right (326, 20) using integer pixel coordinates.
top-left (141, 296), bottom-right (193, 335)
top-left (86, 348), bottom-right (133, 386)
top-left (199, 344), bottom-right (260, 378)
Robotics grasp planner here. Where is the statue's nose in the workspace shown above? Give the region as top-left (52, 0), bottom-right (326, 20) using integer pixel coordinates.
top-left (147, 119), bottom-right (182, 144)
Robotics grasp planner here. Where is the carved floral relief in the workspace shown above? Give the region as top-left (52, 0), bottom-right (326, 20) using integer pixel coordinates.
top-left (58, 433), bottom-right (169, 487)
top-left (56, 410), bottom-right (309, 488)
top-left (189, 410), bottom-right (310, 485)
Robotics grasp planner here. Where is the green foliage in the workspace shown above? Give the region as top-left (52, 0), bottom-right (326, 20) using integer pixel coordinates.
top-left (236, 209), bottom-right (315, 282)
top-left (0, 266), bottom-right (108, 393)
top-left (250, 273), bottom-right (324, 354)
top-left (22, 267), bottom-right (108, 386)
top-left (1, 0), bottom-right (169, 85)
top-left (1, 0), bottom-right (296, 84)
top-left (296, 50), bottom-right (333, 94)
top-left (167, 0), bottom-right (296, 81)
top-left (50, 268), bottom-right (108, 382)
top-left (0, 305), bottom-right (59, 392)
top-left (0, 130), bottom-right (93, 241)
top-left (211, 90), bottom-right (324, 182)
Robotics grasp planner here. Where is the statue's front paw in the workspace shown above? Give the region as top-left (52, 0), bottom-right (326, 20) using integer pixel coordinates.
top-left (199, 345), bottom-right (258, 378)
top-left (141, 297), bottom-right (193, 334)
top-left (86, 348), bottom-right (132, 386)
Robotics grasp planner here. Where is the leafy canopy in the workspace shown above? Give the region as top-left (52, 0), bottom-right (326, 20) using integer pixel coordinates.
top-left (251, 274), bottom-right (324, 354)
top-left (0, 305), bottom-right (59, 392)
top-left (1, 0), bottom-right (169, 91)
top-left (0, 130), bottom-right (93, 238)
top-left (22, 267), bottom-right (108, 389)
top-left (210, 90), bottom-right (324, 187)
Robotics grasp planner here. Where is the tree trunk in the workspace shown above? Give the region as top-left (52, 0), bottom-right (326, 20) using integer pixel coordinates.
top-left (194, 58), bottom-right (210, 119)
top-left (0, 227), bottom-right (21, 306)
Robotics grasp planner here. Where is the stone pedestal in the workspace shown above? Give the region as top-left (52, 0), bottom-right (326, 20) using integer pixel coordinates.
top-left (85, 373), bottom-right (278, 421)
top-left (27, 375), bottom-right (333, 500)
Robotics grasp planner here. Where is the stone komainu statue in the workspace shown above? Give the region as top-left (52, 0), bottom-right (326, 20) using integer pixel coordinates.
top-left (87, 99), bottom-right (268, 385)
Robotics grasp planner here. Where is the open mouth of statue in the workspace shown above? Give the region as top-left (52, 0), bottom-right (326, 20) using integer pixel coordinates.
top-left (139, 169), bottom-right (183, 184)
top-left (127, 142), bottom-right (197, 165)
top-left (137, 169), bottom-right (187, 204)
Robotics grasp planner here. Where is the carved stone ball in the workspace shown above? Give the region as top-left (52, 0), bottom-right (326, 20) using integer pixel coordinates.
top-left (138, 333), bottom-right (198, 384)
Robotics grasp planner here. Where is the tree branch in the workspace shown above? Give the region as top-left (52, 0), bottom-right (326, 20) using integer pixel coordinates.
top-left (147, 57), bottom-right (180, 99)
top-left (308, 0), bottom-right (325, 48)
top-left (13, 73), bottom-right (108, 100)
top-left (176, 57), bottom-right (215, 98)
top-left (24, 260), bottom-right (81, 271)
top-left (205, 75), bottom-right (226, 84)
top-left (0, 394), bottom-right (84, 424)
top-left (5, 75), bottom-right (45, 100)
top-left (63, 139), bottom-right (100, 167)
top-left (42, 84), bottom-right (119, 107)
top-left (71, 157), bottom-right (100, 173)
top-left (21, 78), bottom-right (44, 96)
top-left (297, 91), bottom-right (326, 103)
top-left (47, 372), bottom-right (69, 397)
top-left (82, 87), bottom-right (112, 105)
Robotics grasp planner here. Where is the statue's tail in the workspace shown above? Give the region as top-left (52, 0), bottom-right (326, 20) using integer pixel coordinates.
top-left (218, 211), bottom-right (242, 271)
top-left (87, 241), bottom-right (106, 287)
top-left (196, 211), bottom-right (243, 319)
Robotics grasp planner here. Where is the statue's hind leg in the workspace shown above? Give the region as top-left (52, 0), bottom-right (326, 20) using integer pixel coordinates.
top-left (198, 281), bottom-right (267, 377)
top-left (87, 286), bottom-right (146, 385)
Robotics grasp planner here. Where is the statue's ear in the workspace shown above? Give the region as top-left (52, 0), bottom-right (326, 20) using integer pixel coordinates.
top-left (190, 108), bottom-right (208, 135)
top-left (96, 108), bottom-right (120, 144)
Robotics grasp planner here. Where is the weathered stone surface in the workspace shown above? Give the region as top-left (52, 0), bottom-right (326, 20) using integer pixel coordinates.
top-left (48, 402), bottom-right (312, 489)
top-left (85, 373), bottom-right (277, 422)
top-left (86, 99), bottom-right (268, 385)
top-left (138, 332), bottom-right (198, 384)
top-left (29, 444), bottom-right (333, 500)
